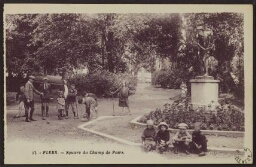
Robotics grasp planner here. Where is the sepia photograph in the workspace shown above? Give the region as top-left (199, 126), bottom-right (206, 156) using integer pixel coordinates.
top-left (3, 4), bottom-right (253, 164)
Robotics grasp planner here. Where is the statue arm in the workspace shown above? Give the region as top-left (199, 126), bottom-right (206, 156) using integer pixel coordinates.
top-left (208, 39), bottom-right (216, 49)
top-left (197, 42), bottom-right (207, 50)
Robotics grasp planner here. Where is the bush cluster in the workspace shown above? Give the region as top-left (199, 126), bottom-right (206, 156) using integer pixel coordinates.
top-left (152, 68), bottom-right (187, 89)
top-left (68, 70), bottom-right (137, 97)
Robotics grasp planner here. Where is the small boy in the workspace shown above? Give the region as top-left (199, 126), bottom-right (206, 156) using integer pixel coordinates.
top-left (156, 122), bottom-right (170, 154)
top-left (39, 77), bottom-right (51, 119)
top-left (180, 81), bottom-right (187, 98)
top-left (67, 84), bottom-right (78, 119)
top-left (57, 90), bottom-right (65, 120)
top-left (14, 86), bottom-right (26, 118)
top-left (78, 92), bottom-right (98, 121)
top-left (190, 122), bottom-right (208, 156)
top-left (141, 120), bottom-right (157, 152)
top-left (172, 123), bottom-right (192, 154)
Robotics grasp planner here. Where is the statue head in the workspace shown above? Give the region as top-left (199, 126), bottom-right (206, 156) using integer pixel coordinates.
top-left (197, 26), bottom-right (214, 48)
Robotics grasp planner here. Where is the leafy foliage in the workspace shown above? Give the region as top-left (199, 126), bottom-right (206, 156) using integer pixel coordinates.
top-left (152, 68), bottom-right (187, 89)
top-left (6, 13), bottom-right (244, 100)
top-left (138, 101), bottom-right (244, 131)
top-left (68, 70), bottom-right (137, 97)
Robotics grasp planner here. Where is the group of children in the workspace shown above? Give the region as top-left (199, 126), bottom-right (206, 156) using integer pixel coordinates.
top-left (51, 83), bottom-right (98, 121)
top-left (14, 80), bottom-right (98, 122)
top-left (141, 120), bottom-right (207, 156)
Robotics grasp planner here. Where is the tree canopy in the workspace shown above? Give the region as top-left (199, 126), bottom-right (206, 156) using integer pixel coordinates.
top-left (5, 13), bottom-right (244, 97)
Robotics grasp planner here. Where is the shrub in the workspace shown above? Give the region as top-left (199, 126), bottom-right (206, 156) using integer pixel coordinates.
top-left (152, 70), bottom-right (170, 88)
top-left (152, 68), bottom-right (188, 89)
top-left (137, 100), bottom-right (244, 131)
top-left (68, 70), bottom-right (137, 97)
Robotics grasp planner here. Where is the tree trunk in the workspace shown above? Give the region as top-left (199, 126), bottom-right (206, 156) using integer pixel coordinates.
top-left (106, 31), bottom-right (114, 73)
top-left (101, 31), bottom-right (106, 69)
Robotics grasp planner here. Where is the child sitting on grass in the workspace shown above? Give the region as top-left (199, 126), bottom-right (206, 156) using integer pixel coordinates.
top-left (141, 120), bottom-right (157, 152)
top-left (189, 122), bottom-right (208, 156)
top-left (57, 90), bottom-right (65, 120)
top-left (156, 122), bottom-right (170, 154)
top-left (172, 123), bottom-right (192, 154)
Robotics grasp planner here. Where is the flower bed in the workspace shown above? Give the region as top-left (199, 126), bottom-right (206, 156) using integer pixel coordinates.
top-left (137, 99), bottom-right (244, 132)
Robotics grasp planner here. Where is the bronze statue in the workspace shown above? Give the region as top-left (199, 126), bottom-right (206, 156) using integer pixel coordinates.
top-left (196, 26), bottom-right (216, 76)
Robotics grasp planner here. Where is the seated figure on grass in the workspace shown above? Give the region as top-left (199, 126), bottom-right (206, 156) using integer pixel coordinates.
top-left (141, 120), bottom-right (157, 152)
top-left (189, 122), bottom-right (208, 156)
top-left (172, 123), bottom-right (192, 154)
top-left (156, 122), bottom-right (170, 154)
top-left (78, 92), bottom-right (98, 121)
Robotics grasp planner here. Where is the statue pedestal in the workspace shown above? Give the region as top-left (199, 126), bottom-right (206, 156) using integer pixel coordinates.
top-left (190, 76), bottom-right (220, 109)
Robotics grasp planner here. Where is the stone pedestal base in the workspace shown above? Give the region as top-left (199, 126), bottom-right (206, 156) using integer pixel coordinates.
top-left (190, 76), bottom-right (220, 109)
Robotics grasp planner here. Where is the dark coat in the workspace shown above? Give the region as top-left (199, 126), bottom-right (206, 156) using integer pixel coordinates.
top-left (156, 130), bottom-right (170, 143)
top-left (39, 83), bottom-right (51, 99)
top-left (141, 128), bottom-right (156, 141)
top-left (24, 81), bottom-right (41, 101)
top-left (192, 130), bottom-right (207, 145)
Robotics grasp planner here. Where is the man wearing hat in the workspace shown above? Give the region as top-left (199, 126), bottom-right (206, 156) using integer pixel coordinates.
top-left (172, 123), bottom-right (192, 154)
top-left (39, 77), bottom-right (51, 120)
top-left (24, 75), bottom-right (43, 122)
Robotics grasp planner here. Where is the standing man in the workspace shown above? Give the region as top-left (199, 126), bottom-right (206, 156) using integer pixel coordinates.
top-left (24, 75), bottom-right (43, 122)
top-left (39, 77), bottom-right (51, 120)
top-left (62, 79), bottom-right (69, 118)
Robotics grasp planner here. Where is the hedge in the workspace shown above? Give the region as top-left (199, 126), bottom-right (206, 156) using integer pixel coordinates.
top-left (68, 70), bottom-right (138, 97)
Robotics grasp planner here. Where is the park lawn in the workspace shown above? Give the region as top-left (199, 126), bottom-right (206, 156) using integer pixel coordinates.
top-left (85, 116), bottom-right (244, 149)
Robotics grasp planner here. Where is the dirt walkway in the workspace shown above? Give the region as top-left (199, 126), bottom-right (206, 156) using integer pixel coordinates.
top-left (6, 83), bottom-right (179, 144)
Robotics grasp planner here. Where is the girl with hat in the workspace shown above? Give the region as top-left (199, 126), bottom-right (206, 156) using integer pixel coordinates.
top-left (141, 120), bottom-right (157, 152)
top-left (111, 81), bottom-right (134, 116)
top-left (172, 123), bottom-right (192, 154)
top-left (156, 122), bottom-right (170, 154)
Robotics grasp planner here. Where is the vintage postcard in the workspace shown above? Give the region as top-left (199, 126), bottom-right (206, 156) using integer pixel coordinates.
top-left (3, 4), bottom-right (253, 164)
